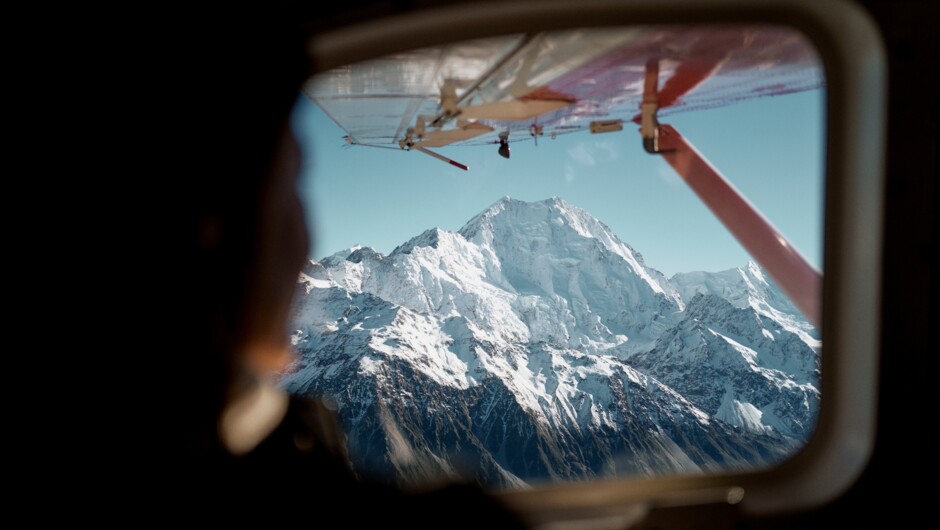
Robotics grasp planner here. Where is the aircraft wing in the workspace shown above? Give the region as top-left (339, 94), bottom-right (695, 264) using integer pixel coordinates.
top-left (304, 26), bottom-right (823, 149)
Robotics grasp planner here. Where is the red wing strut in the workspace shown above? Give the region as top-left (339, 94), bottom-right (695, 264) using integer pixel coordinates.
top-left (640, 59), bottom-right (822, 327)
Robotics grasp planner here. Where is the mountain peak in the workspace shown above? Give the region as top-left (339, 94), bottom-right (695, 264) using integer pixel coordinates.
top-left (539, 195), bottom-right (567, 207)
top-left (456, 196), bottom-right (680, 311)
top-left (347, 246), bottom-right (384, 263)
top-left (743, 260), bottom-right (770, 286)
top-left (458, 196), bottom-right (600, 243)
top-left (320, 244), bottom-right (367, 266)
top-left (390, 227), bottom-right (446, 255)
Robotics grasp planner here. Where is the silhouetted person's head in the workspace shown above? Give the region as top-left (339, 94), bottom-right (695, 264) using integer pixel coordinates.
top-left (161, 19), bottom-right (312, 445)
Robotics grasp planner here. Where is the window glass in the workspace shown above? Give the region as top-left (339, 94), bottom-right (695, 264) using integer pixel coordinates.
top-left (283, 25), bottom-right (824, 488)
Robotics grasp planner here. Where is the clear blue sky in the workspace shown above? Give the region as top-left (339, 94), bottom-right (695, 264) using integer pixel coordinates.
top-left (291, 90), bottom-right (824, 277)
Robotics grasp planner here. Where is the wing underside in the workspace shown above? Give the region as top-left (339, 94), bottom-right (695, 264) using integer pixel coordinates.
top-left (305, 25), bottom-right (823, 150)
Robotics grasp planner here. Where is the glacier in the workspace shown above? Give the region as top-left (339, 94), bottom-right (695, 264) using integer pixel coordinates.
top-left (281, 196), bottom-right (820, 488)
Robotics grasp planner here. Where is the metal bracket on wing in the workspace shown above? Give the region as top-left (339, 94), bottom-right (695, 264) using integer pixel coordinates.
top-left (397, 120), bottom-right (489, 170)
top-left (640, 59), bottom-right (674, 154)
top-left (637, 58), bottom-right (822, 326)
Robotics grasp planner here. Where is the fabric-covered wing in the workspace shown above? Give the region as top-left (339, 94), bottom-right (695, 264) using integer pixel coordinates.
top-left (304, 26), bottom-right (823, 149)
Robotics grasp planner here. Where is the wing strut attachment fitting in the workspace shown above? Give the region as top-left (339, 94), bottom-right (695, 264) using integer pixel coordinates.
top-left (399, 128), bottom-right (415, 150)
top-left (641, 59), bottom-right (672, 154)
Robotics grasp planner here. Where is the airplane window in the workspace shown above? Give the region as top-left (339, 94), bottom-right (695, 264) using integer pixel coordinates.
top-left (281, 25), bottom-right (825, 488)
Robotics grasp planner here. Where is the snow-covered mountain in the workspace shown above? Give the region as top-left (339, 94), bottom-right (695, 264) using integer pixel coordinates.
top-left (671, 262), bottom-right (820, 348)
top-left (281, 197), bottom-right (820, 487)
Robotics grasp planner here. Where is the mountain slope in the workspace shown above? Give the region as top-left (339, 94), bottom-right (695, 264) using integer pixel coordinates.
top-left (629, 293), bottom-right (819, 439)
